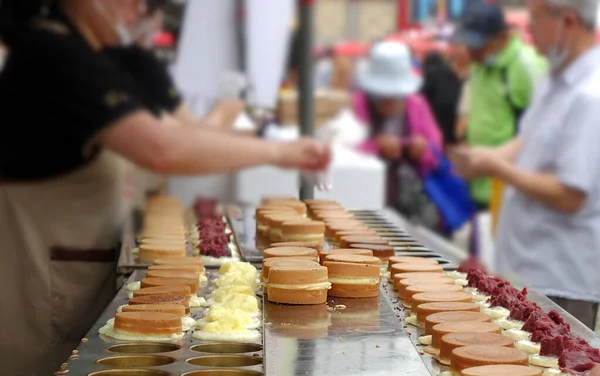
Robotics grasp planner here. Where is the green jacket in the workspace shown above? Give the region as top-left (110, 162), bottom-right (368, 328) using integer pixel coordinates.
top-left (466, 36), bottom-right (547, 205)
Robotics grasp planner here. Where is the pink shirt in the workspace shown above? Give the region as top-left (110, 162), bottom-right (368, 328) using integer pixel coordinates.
top-left (353, 91), bottom-right (442, 174)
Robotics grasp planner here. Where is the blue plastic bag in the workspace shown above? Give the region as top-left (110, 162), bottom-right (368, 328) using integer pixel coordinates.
top-left (423, 148), bottom-right (475, 232)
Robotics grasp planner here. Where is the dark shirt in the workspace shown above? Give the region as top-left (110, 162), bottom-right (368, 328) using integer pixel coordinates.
top-left (421, 57), bottom-right (464, 145)
top-left (104, 46), bottom-right (182, 116)
top-left (0, 20), bottom-right (146, 181)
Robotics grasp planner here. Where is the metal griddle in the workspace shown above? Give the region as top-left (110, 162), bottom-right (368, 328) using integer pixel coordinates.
top-left (66, 206), bottom-right (600, 376)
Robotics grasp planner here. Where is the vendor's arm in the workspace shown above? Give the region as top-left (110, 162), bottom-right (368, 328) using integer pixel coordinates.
top-left (102, 111), bottom-right (329, 175)
top-left (492, 162), bottom-right (585, 214)
top-left (455, 81), bottom-right (470, 142)
top-left (27, 31), bottom-right (327, 178)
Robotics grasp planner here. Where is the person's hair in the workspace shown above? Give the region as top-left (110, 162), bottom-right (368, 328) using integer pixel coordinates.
top-left (422, 52), bottom-right (447, 74)
top-left (0, 0), bottom-right (54, 45)
top-left (147, 0), bottom-right (168, 15)
top-left (544, 0), bottom-right (599, 30)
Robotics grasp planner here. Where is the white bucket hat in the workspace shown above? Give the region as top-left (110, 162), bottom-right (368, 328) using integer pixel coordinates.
top-left (358, 41), bottom-right (422, 98)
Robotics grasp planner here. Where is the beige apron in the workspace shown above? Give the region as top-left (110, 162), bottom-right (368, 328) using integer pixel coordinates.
top-left (0, 151), bottom-right (129, 376)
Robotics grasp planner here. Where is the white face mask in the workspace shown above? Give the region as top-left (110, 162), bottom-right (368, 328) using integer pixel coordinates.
top-left (94, 0), bottom-right (135, 46)
top-left (547, 24), bottom-right (571, 72)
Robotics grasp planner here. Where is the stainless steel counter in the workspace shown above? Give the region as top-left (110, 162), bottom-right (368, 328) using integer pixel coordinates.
top-left (67, 206), bottom-right (600, 376)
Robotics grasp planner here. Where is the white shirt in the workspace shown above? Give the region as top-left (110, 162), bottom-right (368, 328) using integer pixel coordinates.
top-left (495, 46), bottom-right (600, 302)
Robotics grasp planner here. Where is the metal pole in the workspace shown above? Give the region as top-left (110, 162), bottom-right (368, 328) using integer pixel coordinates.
top-left (298, 0), bottom-right (315, 200)
top-left (235, 0), bottom-right (247, 100)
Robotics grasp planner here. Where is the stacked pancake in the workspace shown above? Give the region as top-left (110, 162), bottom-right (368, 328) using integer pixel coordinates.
top-left (318, 248), bottom-right (373, 264)
top-left (193, 261), bottom-right (261, 342)
top-left (262, 251), bottom-right (320, 284)
top-left (137, 196), bottom-right (188, 263)
top-left (323, 254), bottom-right (381, 298)
top-left (265, 258), bottom-right (331, 305)
top-left (126, 257), bottom-right (207, 307)
top-left (255, 199), bottom-right (329, 246)
top-left (100, 270), bottom-right (203, 339)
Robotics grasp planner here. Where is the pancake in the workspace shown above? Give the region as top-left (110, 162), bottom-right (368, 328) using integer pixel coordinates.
top-left (424, 311), bottom-right (491, 336)
top-left (450, 345), bottom-right (529, 373)
top-left (153, 257), bottom-right (205, 267)
top-left (403, 284), bottom-right (463, 307)
top-left (411, 292), bottom-right (475, 321)
top-left (148, 264), bottom-right (205, 273)
top-left (141, 277), bottom-right (199, 293)
top-left (267, 263), bottom-right (330, 305)
top-left (261, 258), bottom-right (321, 283)
top-left (395, 275), bottom-right (455, 294)
top-left (269, 241), bottom-right (322, 252)
top-left (439, 332), bottom-right (514, 366)
top-left (138, 243), bottom-right (186, 263)
top-left (323, 255), bottom-right (381, 298)
top-left (333, 230), bottom-right (378, 243)
top-left (387, 256), bottom-right (439, 271)
top-left (425, 321), bottom-right (502, 356)
top-left (318, 248), bottom-right (374, 264)
top-left (461, 365), bottom-right (542, 376)
top-left (280, 221), bottom-right (325, 244)
top-left (416, 302), bottom-right (481, 324)
top-left (263, 247), bottom-right (319, 261)
top-left (146, 270), bottom-right (201, 281)
top-left (129, 295), bottom-right (190, 311)
top-left (114, 312), bottom-right (182, 337)
top-left (121, 304), bottom-right (186, 317)
top-left (390, 263), bottom-right (444, 277)
top-left (338, 235), bottom-right (387, 249)
top-left (133, 285), bottom-right (192, 299)
top-left (349, 244), bottom-right (395, 261)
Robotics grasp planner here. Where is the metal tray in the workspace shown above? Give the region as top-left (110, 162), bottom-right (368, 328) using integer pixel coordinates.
top-left (65, 270), bottom-right (264, 376)
top-left (71, 206), bottom-right (599, 376)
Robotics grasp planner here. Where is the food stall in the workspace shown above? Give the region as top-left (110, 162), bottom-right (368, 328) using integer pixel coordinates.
top-left (60, 196), bottom-right (600, 376)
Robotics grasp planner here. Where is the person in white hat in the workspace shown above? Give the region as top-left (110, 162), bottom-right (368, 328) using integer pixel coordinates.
top-left (353, 41), bottom-right (443, 228)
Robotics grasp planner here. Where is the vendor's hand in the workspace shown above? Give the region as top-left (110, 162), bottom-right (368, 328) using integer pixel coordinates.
top-left (450, 146), bottom-right (506, 179)
top-left (590, 365), bottom-right (600, 376)
top-left (377, 134), bottom-right (402, 160)
top-left (274, 138), bottom-right (331, 171)
top-left (407, 135), bottom-right (428, 161)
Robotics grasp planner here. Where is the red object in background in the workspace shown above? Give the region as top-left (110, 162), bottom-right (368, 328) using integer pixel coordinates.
top-left (299, 0), bottom-right (316, 4)
top-left (396, 0), bottom-right (424, 31)
top-left (333, 41), bottom-right (370, 58)
top-left (154, 31), bottom-right (174, 47)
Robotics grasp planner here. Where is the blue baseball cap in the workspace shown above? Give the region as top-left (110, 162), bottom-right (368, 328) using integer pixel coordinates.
top-left (451, 2), bottom-right (508, 48)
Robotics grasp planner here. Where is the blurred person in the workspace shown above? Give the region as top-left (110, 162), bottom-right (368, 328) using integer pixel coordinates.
top-left (452, 0), bottom-right (600, 330)
top-left (451, 1), bottom-right (547, 212)
top-left (353, 41), bottom-right (443, 230)
top-left (420, 44), bottom-right (470, 149)
top-left (329, 53), bottom-right (355, 91)
top-left (104, 0), bottom-right (245, 130)
top-left (0, 1), bottom-right (331, 375)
